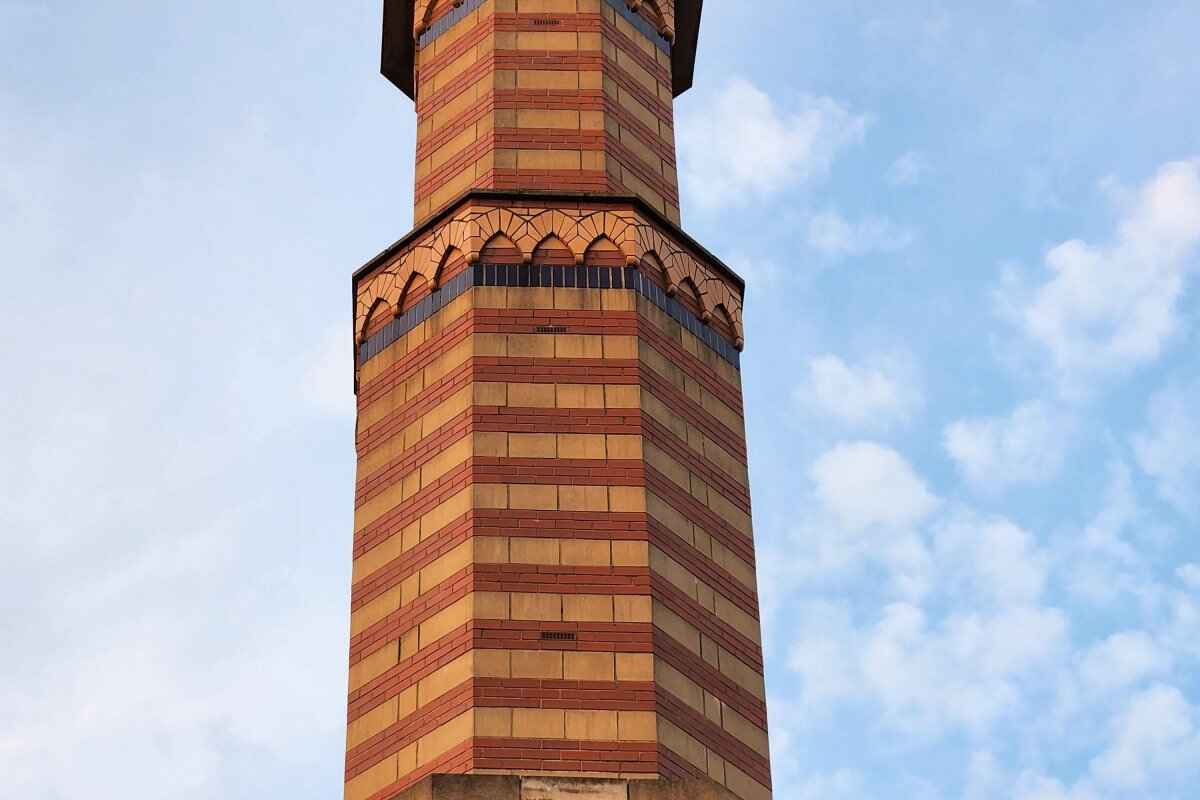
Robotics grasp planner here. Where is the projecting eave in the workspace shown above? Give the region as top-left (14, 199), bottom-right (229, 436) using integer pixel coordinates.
top-left (381, 0), bottom-right (417, 99)
top-left (380, 0), bottom-right (703, 99)
top-left (670, 0), bottom-right (703, 97)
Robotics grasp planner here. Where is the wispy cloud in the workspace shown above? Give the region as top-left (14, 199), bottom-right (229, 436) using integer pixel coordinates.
top-left (1132, 376), bottom-right (1200, 518)
top-left (806, 209), bottom-right (915, 257)
top-left (796, 352), bottom-right (922, 430)
top-left (998, 159), bottom-right (1200, 387)
top-left (944, 401), bottom-right (1072, 490)
top-left (679, 79), bottom-right (870, 210)
top-left (887, 151), bottom-right (930, 186)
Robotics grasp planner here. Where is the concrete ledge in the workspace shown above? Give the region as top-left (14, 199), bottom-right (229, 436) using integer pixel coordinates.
top-left (382, 775), bottom-right (739, 800)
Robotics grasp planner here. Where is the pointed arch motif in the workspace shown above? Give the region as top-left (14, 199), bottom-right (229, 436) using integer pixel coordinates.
top-left (398, 272), bottom-right (431, 314)
top-left (583, 235), bottom-right (626, 267)
top-left (629, 0), bottom-right (674, 40)
top-left (355, 250), bottom-right (412, 341)
top-left (577, 211), bottom-right (638, 264)
top-left (527, 210), bottom-right (582, 264)
top-left (478, 231), bottom-right (523, 264)
top-left (711, 302), bottom-right (738, 342)
top-left (424, 217), bottom-right (472, 283)
top-left (431, 245), bottom-right (467, 288)
top-left (414, 0), bottom-right (463, 35)
top-left (531, 234), bottom-right (575, 266)
top-left (361, 297), bottom-right (394, 342)
top-left (355, 202), bottom-right (746, 354)
top-left (674, 276), bottom-right (706, 319)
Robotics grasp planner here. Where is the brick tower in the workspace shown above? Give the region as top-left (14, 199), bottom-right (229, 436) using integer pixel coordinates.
top-left (346, 2), bottom-right (770, 799)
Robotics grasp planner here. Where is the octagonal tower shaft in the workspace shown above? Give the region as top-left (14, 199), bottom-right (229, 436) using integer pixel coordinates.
top-left (398, 0), bottom-right (687, 224)
top-left (347, 2), bottom-right (771, 799)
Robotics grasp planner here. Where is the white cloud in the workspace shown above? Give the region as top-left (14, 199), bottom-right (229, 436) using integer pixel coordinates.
top-left (1178, 564), bottom-right (1200, 589)
top-left (810, 442), bottom-right (939, 531)
top-left (887, 151), bottom-right (929, 186)
top-left (792, 768), bottom-right (867, 800)
top-left (806, 209), bottom-right (916, 257)
top-left (1132, 378), bottom-right (1200, 517)
top-left (1090, 684), bottom-right (1200, 789)
top-left (860, 601), bottom-right (1067, 733)
top-left (784, 449), bottom-right (1068, 737)
top-left (1056, 462), bottom-right (1164, 609)
top-left (787, 600), bottom-right (1067, 735)
top-left (1012, 773), bottom-right (1096, 800)
top-left (944, 401), bottom-right (1071, 489)
top-left (678, 79), bottom-right (869, 209)
top-left (787, 600), bottom-right (863, 707)
top-left (1079, 632), bottom-right (1171, 692)
top-left (999, 159), bottom-right (1200, 383)
top-left (797, 353), bottom-right (922, 429)
top-left (933, 512), bottom-right (1049, 606)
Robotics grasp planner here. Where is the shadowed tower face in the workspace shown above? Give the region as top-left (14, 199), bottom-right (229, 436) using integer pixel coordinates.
top-left (346, 2), bottom-right (772, 799)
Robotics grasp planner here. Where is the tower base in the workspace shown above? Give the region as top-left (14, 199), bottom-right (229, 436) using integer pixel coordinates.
top-left (382, 774), bottom-right (739, 800)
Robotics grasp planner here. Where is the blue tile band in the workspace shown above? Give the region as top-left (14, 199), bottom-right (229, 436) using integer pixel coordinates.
top-left (358, 263), bottom-right (740, 369)
top-left (417, 0), bottom-right (487, 48)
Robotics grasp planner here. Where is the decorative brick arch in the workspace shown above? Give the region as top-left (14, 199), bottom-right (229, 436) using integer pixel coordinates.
top-left (431, 244), bottom-right (466, 285)
top-left (355, 250), bottom-right (414, 341)
top-left (397, 271), bottom-right (431, 314)
top-left (426, 217), bottom-right (472, 278)
top-left (631, 223), bottom-right (745, 342)
top-left (360, 297), bottom-right (394, 343)
top-left (583, 234), bottom-right (628, 267)
top-left (356, 202), bottom-right (745, 346)
top-left (527, 210), bottom-right (584, 264)
top-left (576, 210), bottom-right (638, 264)
top-left (414, 0), bottom-right (463, 35)
top-left (471, 207), bottom-right (540, 263)
top-left (629, 0), bottom-right (675, 41)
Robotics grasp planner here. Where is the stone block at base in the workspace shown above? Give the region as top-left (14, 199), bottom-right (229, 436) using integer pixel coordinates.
top-left (381, 775), bottom-right (739, 800)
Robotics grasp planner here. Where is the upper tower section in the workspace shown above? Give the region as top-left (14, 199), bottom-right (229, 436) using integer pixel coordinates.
top-left (381, 0), bottom-right (703, 224)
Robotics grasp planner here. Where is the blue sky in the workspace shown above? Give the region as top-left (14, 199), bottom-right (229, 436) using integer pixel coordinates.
top-left (3, 1), bottom-right (1199, 797)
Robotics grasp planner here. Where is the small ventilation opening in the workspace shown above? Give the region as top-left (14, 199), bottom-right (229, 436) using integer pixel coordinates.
top-left (540, 631), bottom-right (577, 642)
top-left (535, 325), bottom-right (568, 334)
top-left (532, 17), bottom-right (561, 26)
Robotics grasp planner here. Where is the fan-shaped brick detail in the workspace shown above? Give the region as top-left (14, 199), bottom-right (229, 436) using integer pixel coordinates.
top-left (632, 0), bottom-right (676, 40)
top-left (355, 201), bottom-right (745, 343)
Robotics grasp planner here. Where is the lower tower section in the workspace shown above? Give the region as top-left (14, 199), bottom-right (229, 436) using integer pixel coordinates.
top-left (347, 195), bottom-right (769, 800)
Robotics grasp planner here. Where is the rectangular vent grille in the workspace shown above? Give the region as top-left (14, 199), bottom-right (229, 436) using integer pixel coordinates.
top-left (531, 17), bottom-right (561, 25)
top-left (540, 631), bottom-right (577, 642)
top-left (535, 325), bottom-right (568, 334)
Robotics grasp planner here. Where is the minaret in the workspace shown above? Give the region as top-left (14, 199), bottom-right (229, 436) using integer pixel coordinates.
top-left (347, 2), bottom-right (771, 799)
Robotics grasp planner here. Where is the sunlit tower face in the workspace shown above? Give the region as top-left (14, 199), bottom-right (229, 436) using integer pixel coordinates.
top-left (345, 3), bottom-right (772, 799)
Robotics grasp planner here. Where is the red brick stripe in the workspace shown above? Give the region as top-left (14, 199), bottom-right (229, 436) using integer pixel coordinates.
top-left (350, 571), bottom-right (473, 663)
top-left (651, 579), bottom-right (763, 673)
top-left (657, 689), bottom-right (773, 789)
top-left (648, 517), bottom-right (759, 614)
top-left (362, 739), bottom-right (474, 800)
top-left (348, 676), bottom-right (660, 778)
top-left (642, 414), bottom-right (749, 508)
top-left (645, 468), bottom-right (755, 564)
top-left (653, 631), bottom-right (766, 727)
top-left (472, 737), bottom-right (658, 775)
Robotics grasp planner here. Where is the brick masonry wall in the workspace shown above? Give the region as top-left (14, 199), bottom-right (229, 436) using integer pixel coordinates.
top-left (346, 254), bottom-right (770, 799)
top-left (410, 0), bottom-right (681, 224)
top-left (353, 1), bottom-right (766, 796)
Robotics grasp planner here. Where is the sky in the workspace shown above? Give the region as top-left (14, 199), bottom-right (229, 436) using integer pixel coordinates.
top-left (3, 1), bottom-right (1200, 797)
